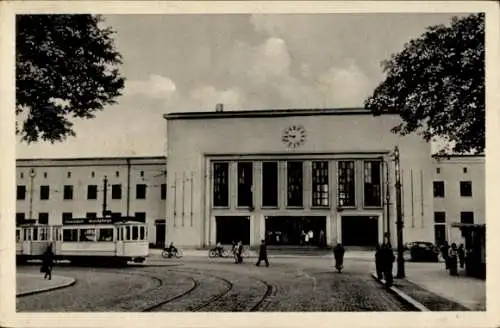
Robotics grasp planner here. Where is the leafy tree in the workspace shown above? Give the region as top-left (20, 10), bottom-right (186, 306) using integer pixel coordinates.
top-left (364, 13), bottom-right (484, 155)
top-left (16, 14), bottom-right (125, 143)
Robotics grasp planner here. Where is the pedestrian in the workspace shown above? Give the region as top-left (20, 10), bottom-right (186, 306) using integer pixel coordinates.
top-left (375, 243), bottom-right (383, 280)
top-left (448, 243), bottom-right (459, 276)
top-left (301, 230), bottom-right (306, 245)
top-left (458, 243), bottom-right (465, 269)
top-left (381, 238), bottom-right (395, 287)
top-left (319, 230), bottom-right (325, 248)
top-left (304, 232), bottom-right (309, 246)
top-left (333, 243), bottom-right (345, 272)
top-left (308, 230), bottom-right (314, 245)
top-left (41, 243), bottom-right (54, 280)
top-left (441, 241), bottom-right (450, 270)
top-left (236, 241), bottom-right (244, 264)
top-left (256, 239), bottom-right (269, 267)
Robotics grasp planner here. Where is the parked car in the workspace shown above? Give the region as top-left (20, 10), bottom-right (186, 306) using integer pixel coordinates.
top-left (407, 241), bottom-right (440, 262)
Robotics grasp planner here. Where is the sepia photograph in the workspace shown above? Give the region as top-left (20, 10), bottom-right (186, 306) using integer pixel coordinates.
top-left (1, 1), bottom-right (499, 327)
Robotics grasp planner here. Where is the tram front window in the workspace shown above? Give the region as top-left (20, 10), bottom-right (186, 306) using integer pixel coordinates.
top-left (32, 228), bottom-right (38, 241)
top-left (98, 228), bottom-right (114, 241)
top-left (139, 226), bottom-right (145, 240)
top-left (16, 230), bottom-right (21, 242)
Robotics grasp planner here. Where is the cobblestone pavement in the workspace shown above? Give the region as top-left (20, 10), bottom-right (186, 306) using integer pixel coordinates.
top-left (17, 257), bottom-right (412, 312)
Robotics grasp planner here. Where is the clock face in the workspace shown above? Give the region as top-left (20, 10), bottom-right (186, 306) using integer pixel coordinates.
top-left (282, 125), bottom-right (306, 149)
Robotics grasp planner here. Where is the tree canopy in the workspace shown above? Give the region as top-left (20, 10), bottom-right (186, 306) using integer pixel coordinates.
top-left (364, 13), bottom-right (485, 155)
top-left (16, 14), bottom-right (125, 143)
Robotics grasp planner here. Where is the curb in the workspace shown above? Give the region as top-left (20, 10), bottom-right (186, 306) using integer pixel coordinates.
top-left (17, 277), bottom-right (76, 297)
top-left (370, 273), bottom-right (429, 312)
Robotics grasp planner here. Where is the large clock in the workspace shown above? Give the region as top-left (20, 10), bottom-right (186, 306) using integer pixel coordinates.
top-left (282, 125), bottom-right (306, 149)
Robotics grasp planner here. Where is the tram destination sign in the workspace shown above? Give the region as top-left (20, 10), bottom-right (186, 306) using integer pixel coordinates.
top-left (63, 217), bottom-right (114, 225)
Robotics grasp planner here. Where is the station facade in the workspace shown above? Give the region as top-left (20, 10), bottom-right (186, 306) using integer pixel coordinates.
top-left (164, 107), bottom-right (437, 248)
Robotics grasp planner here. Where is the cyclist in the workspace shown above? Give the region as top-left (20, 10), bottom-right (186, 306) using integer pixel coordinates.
top-left (215, 242), bottom-right (224, 257)
top-left (165, 241), bottom-right (177, 258)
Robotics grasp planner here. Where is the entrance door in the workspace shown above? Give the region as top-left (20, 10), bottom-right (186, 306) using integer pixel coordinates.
top-left (216, 216), bottom-right (250, 245)
top-left (155, 221), bottom-right (166, 247)
top-left (341, 216), bottom-right (378, 246)
top-left (265, 216), bottom-right (326, 246)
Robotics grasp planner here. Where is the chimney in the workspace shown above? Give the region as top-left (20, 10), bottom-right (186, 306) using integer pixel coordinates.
top-left (215, 103), bottom-right (224, 112)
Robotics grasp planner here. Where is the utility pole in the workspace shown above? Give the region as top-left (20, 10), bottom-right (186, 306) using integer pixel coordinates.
top-left (384, 158), bottom-right (391, 239)
top-left (102, 175), bottom-right (108, 218)
top-left (126, 158), bottom-right (131, 218)
top-left (28, 169), bottom-right (36, 221)
top-left (394, 146), bottom-right (406, 278)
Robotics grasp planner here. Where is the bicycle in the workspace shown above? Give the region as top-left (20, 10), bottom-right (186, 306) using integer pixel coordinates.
top-left (162, 248), bottom-right (183, 259)
top-left (208, 248), bottom-right (231, 258)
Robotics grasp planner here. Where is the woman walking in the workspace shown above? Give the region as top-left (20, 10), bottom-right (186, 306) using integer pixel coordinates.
top-left (41, 243), bottom-right (54, 280)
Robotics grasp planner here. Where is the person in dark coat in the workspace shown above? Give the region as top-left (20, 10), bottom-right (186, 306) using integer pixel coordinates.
top-left (375, 243), bottom-right (383, 280)
top-left (448, 243), bottom-right (459, 276)
top-left (41, 243), bottom-right (54, 280)
top-left (256, 239), bottom-right (269, 267)
top-left (236, 241), bottom-right (244, 264)
top-left (381, 240), bottom-right (395, 287)
top-left (441, 241), bottom-right (450, 270)
top-left (458, 244), bottom-right (465, 269)
top-left (333, 243), bottom-right (345, 271)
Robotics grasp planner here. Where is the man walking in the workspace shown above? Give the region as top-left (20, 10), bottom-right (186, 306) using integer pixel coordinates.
top-left (256, 239), bottom-right (269, 267)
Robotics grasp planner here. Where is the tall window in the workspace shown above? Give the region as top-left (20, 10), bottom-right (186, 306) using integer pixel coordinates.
top-left (434, 212), bottom-right (446, 245)
top-left (17, 185), bottom-right (26, 200)
top-left (338, 161), bottom-right (355, 207)
top-left (161, 184), bottom-right (167, 200)
top-left (262, 162), bottom-right (278, 207)
top-left (112, 184), bottom-right (122, 199)
top-left (87, 185), bottom-right (98, 199)
top-left (62, 212), bottom-right (73, 222)
top-left (460, 212), bottom-right (474, 224)
top-left (460, 181), bottom-right (472, 197)
top-left (213, 162), bottom-right (229, 207)
top-left (40, 185), bottom-right (50, 200)
top-left (287, 161), bottom-right (303, 207)
top-left (63, 185), bottom-right (73, 200)
top-left (38, 213), bottom-right (49, 225)
top-left (237, 162), bottom-right (253, 207)
top-left (312, 161), bottom-right (329, 207)
top-left (364, 161), bottom-right (382, 207)
top-left (135, 212), bottom-right (146, 223)
top-left (136, 184), bottom-right (147, 199)
top-left (433, 181), bottom-right (445, 198)
top-left (16, 213), bottom-right (25, 225)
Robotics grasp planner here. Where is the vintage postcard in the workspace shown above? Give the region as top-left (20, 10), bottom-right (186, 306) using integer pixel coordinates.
top-left (1, 1), bottom-right (499, 328)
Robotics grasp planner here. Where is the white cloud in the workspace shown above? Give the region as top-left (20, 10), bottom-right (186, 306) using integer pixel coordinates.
top-left (125, 74), bottom-right (178, 101)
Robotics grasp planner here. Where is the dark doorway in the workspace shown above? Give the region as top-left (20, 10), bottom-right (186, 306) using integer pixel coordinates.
top-left (341, 216), bottom-right (378, 246)
top-left (155, 220), bottom-right (166, 246)
top-left (265, 216), bottom-right (326, 246)
top-left (216, 216), bottom-right (250, 245)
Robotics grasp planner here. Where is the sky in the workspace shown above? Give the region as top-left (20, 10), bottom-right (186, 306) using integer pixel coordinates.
top-left (16, 13), bottom-right (463, 159)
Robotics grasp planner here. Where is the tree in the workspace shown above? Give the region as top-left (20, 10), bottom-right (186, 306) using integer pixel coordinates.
top-left (16, 14), bottom-right (125, 143)
top-left (364, 13), bottom-right (484, 155)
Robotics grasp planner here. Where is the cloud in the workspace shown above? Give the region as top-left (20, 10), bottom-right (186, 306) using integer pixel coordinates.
top-left (125, 74), bottom-right (178, 101)
top-left (187, 85), bottom-right (245, 111)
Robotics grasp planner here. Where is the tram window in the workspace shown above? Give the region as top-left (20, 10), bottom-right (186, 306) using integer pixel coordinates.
top-left (132, 226), bottom-right (138, 241)
top-left (40, 228), bottom-right (47, 240)
top-left (32, 228), bottom-right (38, 241)
top-left (80, 228), bottom-right (97, 242)
top-left (23, 230), bottom-right (28, 240)
top-left (126, 226), bottom-right (130, 241)
top-left (63, 229), bottom-right (78, 242)
top-left (139, 226), bottom-right (145, 240)
top-left (16, 230), bottom-right (21, 242)
top-left (98, 228), bottom-right (114, 241)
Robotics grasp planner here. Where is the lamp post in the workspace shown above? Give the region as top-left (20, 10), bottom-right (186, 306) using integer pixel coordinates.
top-left (28, 169), bottom-right (36, 221)
top-left (102, 175), bottom-right (109, 218)
top-left (393, 146), bottom-right (406, 279)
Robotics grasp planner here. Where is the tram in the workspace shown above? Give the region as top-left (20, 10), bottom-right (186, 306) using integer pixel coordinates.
top-left (16, 217), bottom-right (149, 265)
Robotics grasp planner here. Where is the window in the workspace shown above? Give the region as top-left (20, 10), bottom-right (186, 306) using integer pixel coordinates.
top-left (87, 185), bottom-right (98, 199)
top-left (38, 213), bottom-right (49, 225)
top-left (16, 213), bottom-right (25, 225)
top-left (91, 171), bottom-right (95, 178)
top-left (434, 225), bottom-right (446, 245)
top-left (460, 212), bottom-right (474, 224)
top-left (80, 228), bottom-right (97, 242)
top-left (98, 228), bottom-right (114, 241)
top-left (43, 172), bottom-right (47, 178)
top-left (140, 226), bottom-right (145, 240)
top-left (62, 212), bottom-right (72, 222)
top-left (460, 181), bottom-right (472, 197)
top-left (136, 184), bottom-right (147, 199)
top-left (135, 212), bottom-right (146, 223)
top-left (86, 212), bottom-right (97, 219)
top-left (436, 167), bottom-right (441, 174)
top-left (338, 161), bottom-right (355, 207)
top-left (16, 229), bottom-right (21, 242)
top-left (112, 212), bottom-right (122, 221)
top-left (434, 212), bottom-right (446, 223)
top-left (463, 167), bottom-right (468, 174)
top-left (140, 170), bottom-right (144, 177)
top-left (115, 171), bottom-right (120, 177)
top-left (364, 161), bottom-right (382, 207)
top-left (433, 181), bottom-right (445, 198)
top-left (63, 185), bottom-right (73, 200)
top-left (287, 161), bottom-right (303, 207)
top-left (40, 185), bottom-right (50, 200)
top-left (161, 184), bottom-right (166, 200)
top-left (262, 162), bottom-right (278, 207)
top-left (312, 161), bottom-right (329, 207)
top-left (67, 171), bottom-right (71, 178)
top-left (237, 162), bottom-right (253, 207)
top-left (63, 229), bottom-right (79, 242)
top-left (17, 185), bottom-right (26, 200)
top-left (112, 184), bottom-right (122, 199)
top-left (213, 162), bottom-right (229, 207)
top-left (20, 172), bottom-right (24, 179)
top-left (132, 226), bottom-right (139, 240)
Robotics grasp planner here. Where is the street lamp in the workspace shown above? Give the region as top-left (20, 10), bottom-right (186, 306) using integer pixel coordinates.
top-left (28, 169), bottom-right (36, 221)
top-left (393, 146), bottom-right (406, 279)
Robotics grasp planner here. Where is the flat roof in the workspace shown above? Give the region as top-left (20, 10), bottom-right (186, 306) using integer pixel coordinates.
top-left (16, 155), bottom-right (166, 162)
top-left (164, 107), bottom-right (398, 120)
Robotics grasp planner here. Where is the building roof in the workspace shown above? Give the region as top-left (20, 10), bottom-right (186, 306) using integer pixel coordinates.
top-left (16, 156), bottom-right (166, 167)
top-left (164, 107), bottom-right (398, 120)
